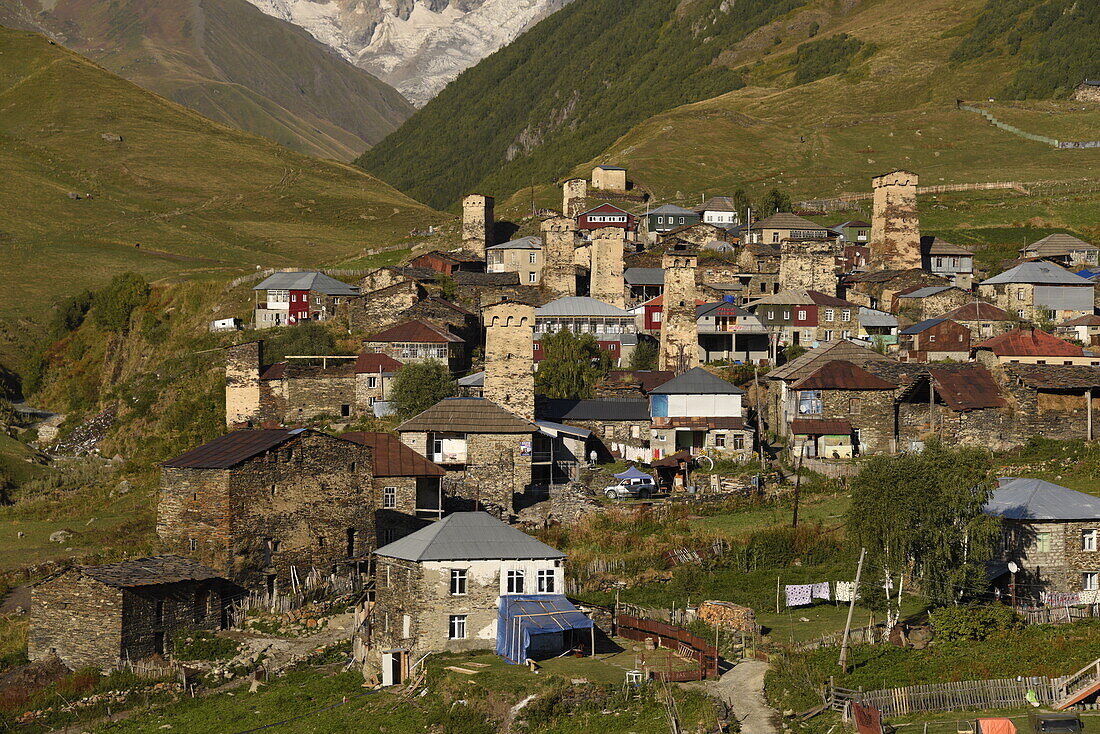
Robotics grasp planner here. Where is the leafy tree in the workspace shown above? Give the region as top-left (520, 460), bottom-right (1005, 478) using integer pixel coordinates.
top-left (390, 360), bottom-right (456, 419)
top-left (49, 290), bottom-right (94, 338)
top-left (435, 273), bottom-right (458, 301)
top-left (264, 322), bottom-right (337, 364)
top-left (847, 440), bottom-right (1000, 625)
top-left (535, 330), bottom-right (609, 399)
top-left (759, 188), bottom-right (792, 215)
top-left (780, 344), bottom-right (807, 363)
top-left (732, 188), bottom-right (752, 223)
top-left (627, 340), bottom-right (659, 371)
top-left (91, 273), bottom-right (150, 332)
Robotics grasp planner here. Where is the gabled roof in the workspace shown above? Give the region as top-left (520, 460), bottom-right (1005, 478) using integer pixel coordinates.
top-left (859, 308), bottom-right (898, 328)
top-left (487, 236), bottom-right (541, 251)
top-left (538, 398), bottom-right (650, 422)
top-left (625, 268), bottom-right (665, 286)
top-left (650, 204), bottom-right (696, 215)
top-left (699, 196), bottom-right (739, 212)
top-left (457, 371), bottom-right (484, 387)
top-left (980, 261), bottom-right (1094, 286)
top-left (579, 203), bottom-right (631, 217)
top-left (1021, 233), bottom-right (1097, 257)
top-left (374, 512), bottom-right (564, 562)
top-left (975, 327), bottom-right (1086, 357)
top-left (1059, 314), bottom-right (1100, 327)
top-left (649, 367), bottom-right (744, 395)
top-left (750, 212), bottom-right (824, 230)
top-left (366, 320), bottom-right (464, 344)
top-left (897, 286), bottom-right (955, 299)
top-left (536, 297), bottom-right (632, 318)
top-left (254, 271), bottom-right (358, 296)
top-left (746, 289), bottom-right (856, 308)
top-left (940, 301), bottom-right (1015, 321)
top-left (985, 478), bottom-right (1100, 521)
top-left (163, 429), bottom-right (308, 469)
top-left (80, 555), bottom-right (222, 588)
top-left (340, 432), bottom-right (445, 477)
top-left (397, 397), bottom-right (535, 434)
top-left (355, 353), bottom-right (404, 374)
top-left (697, 302), bottom-right (754, 320)
top-left (900, 318), bottom-right (947, 335)
top-left (926, 364), bottom-right (1005, 410)
top-left (921, 236), bottom-right (973, 256)
top-left (768, 340), bottom-right (892, 382)
top-left (790, 361), bottom-right (895, 391)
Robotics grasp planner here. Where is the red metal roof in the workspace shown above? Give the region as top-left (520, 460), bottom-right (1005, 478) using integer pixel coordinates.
top-left (927, 365), bottom-right (1005, 410)
top-left (365, 319), bottom-right (464, 344)
top-left (789, 419), bottom-right (852, 435)
top-left (340, 432), bottom-right (445, 477)
top-left (940, 302), bottom-right (1014, 321)
top-left (975, 328), bottom-right (1085, 357)
top-left (790, 361), bottom-right (896, 390)
top-left (355, 352), bottom-right (404, 374)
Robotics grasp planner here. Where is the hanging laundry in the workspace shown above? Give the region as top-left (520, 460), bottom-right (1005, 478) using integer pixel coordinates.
top-left (811, 582), bottom-right (831, 601)
top-left (1041, 591), bottom-right (1081, 607)
top-left (785, 584), bottom-right (813, 607)
top-left (835, 581), bottom-right (859, 602)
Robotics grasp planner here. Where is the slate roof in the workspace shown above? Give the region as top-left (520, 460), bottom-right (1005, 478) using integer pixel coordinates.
top-left (649, 367), bottom-right (744, 395)
top-left (355, 353), bottom-right (404, 374)
top-left (81, 555), bottom-right (222, 588)
top-left (859, 308), bottom-right (899, 328)
top-left (650, 204), bottom-right (696, 215)
top-left (453, 271), bottom-right (520, 286)
top-left (1003, 364), bottom-right (1100, 389)
top-left (975, 328), bottom-right (1086, 357)
top-left (536, 297), bottom-right (632, 318)
top-left (985, 478), bottom-right (1100, 521)
top-left (940, 302), bottom-right (1015, 321)
top-left (397, 398), bottom-right (535, 434)
top-left (624, 268), bottom-right (665, 286)
top-left (926, 364), bottom-right (1005, 410)
top-left (898, 286), bottom-right (954, 299)
top-left (921, 236), bottom-right (973, 256)
top-left (768, 340), bottom-right (892, 382)
top-left (340, 432), bottom-right (444, 477)
top-left (254, 271), bottom-right (358, 296)
top-left (750, 213), bottom-right (824, 230)
top-left (1020, 233), bottom-right (1097, 257)
top-left (789, 419), bottom-right (852, 435)
top-left (457, 371), bottom-right (484, 387)
top-left (375, 512), bottom-right (564, 562)
top-left (538, 398), bottom-right (650, 422)
top-left (699, 196), bottom-right (739, 212)
top-left (163, 429), bottom-right (307, 469)
top-left (366, 320), bottom-right (464, 344)
top-left (980, 262), bottom-right (1094, 286)
top-left (901, 318), bottom-right (947, 335)
top-left (487, 236), bottom-right (541, 251)
top-left (603, 370), bottom-right (675, 393)
top-left (790, 361), bottom-right (895, 390)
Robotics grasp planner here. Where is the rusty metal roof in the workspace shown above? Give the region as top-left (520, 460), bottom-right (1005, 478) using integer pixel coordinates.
top-left (789, 419), bottom-right (852, 435)
top-left (81, 555), bottom-right (222, 588)
top-left (975, 328), bottom-right (1086, 357)
top-left (927, 364), bottom-right (1005, 410)
top-left (162, 428), bottom-right (306, 468)
top-left (355, 353), bottom-right (404, 374)
top-left (939, 302), bottom-right (1014, 321)
top-left (790, 361), bottom-right (895, 391)
top-left (397, 397), bottom-right (536, 434)
top-left (365, 319), bottom-right (464, 344)
top-left (1003, 364), bottom-right (1100, 389)
top-left (340, 432), bottom-right (444, 477)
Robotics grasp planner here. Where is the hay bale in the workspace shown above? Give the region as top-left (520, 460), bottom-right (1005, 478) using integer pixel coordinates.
top-left (697, 600), bottom-right (756, 632)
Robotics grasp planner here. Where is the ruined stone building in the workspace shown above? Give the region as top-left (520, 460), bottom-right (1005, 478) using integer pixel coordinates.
top-left (483, 299), bottom-right (536, 422)
top-left (563, 178), bottom-right (588, 218)
top-left (541, 216), bottom-right (580, 299)
top-left (869, 170), bottom-right (921, 270)
top-left (462, 194), bottom-right (495, 257)
top-left (158, 429), bottom-right (375, 592)
top-left (659, 245), bottom-right (701, 373)
top-left (30, 556), bottom-right (238, 670)
top-left (779, 239), bottom-right (842, 295)
top-left (408, 250), bottom-right (484, 276)
top-left (891, 285), bottom-right (971, 321)
top-left (589, 227), bottom-right (627, 308)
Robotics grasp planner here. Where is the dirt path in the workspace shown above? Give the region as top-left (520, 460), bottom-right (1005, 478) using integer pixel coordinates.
top-left (706, 660), bottom-right (782, 734)
top-left (0, 585), bottom-right (30, 614)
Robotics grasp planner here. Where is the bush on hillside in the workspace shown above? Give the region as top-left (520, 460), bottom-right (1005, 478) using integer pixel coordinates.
top-left (91, 273), bottom-right (150, 333)
top-left (930, 604), bottom-right (1024, 642)
top-left (792, 33), bottom-right (866, 85)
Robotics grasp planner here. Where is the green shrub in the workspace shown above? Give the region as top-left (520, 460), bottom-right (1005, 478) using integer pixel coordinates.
top-left (792, 33), bottom-right (866, 85)
top-left (172, 630), bottom-right (240, 661)
top-left (930, 604), bottom-right (1024, 642)
top-left (91, 273), bottom-right (150, 332)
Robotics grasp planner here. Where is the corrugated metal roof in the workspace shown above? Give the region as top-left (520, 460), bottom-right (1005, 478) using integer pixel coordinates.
top-left (374, 512), bottom-right (565, 561)
top-left (535, 420), bottom-right (592, 438)
top-left (790, 361), bottom-right (895, 390)
top-left (539, 398), bottom-right (650, 422)
top-left (789, 419), bottom-right (852, 435)
top-left (594, 165), bottom-right (625, 171)
top-left (397, 398), bottom-right (536, 434)
top-left (650, 204), bottom-right (695, 215)
top-left (940, 302), bottom-right (1014, 321)
top-left (985, 478), bottom-right (1100, 521)
top-left (355, 353), bottom-right (404, 374)
top-left (1059, 314), bottom-right (1100, 327)
top-left (254, 271), bottom-right (358, 296)
top-left (487, 236), bottom-right (542, 251)
top-left (457, 371), bottom-right (484, 387)
top-left (750, 212), bottom-right (824, 230)
top-left (899, 286), bottom-right (953, 299)
top-left (858, 308), bottom-right (898, 328)
top-left (366, 320), bottom-right (464, 344)
top-left (163, 429), bottom-right (307, 469)
top-left (976, 328), bottom-right (1085, 357)
top-left (81, 555), bottom-right (223, 588)
top-left (768, 340), bottom-right (892, 382)
top-left (927, 365), bottom-right (1005, 410)
top-left (649, 367), bottom-right (744, 395)
top-left (980, 262), bottom-right (1094, 286)
top-left (625, 268), bottom-right (665, 286)
top-left (901, 318), bottom-right (946, 335)
top-left (536, 297), bottom-right (632, 318)
top-left (745, 289), bottom-right (857, 308)
top-left (340, 432), bottom-right (444, 477)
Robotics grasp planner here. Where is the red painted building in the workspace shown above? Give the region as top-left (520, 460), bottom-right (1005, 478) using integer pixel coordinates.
top-left (638, 295), bottom-right (706, 333)
top-left (533, 338), bottom-right (621, 362)
top-left (577, 203), bottom-right (636, 233)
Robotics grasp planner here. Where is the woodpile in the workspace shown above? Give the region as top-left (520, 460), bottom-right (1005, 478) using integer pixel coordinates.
top-left (697, 600), bottom-right (756, 632)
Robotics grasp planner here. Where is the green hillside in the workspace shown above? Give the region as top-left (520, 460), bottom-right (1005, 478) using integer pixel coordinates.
top-left (0, 26), bottom-right (444, 330)
top-left (0, 0), bottom-right (415, 161)
top-left (358, 0), bottom-right (1098, 211)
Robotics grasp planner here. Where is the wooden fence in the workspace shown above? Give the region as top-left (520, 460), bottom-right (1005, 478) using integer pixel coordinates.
top-left (227, 571), bottom-right (365, 626)
top-left (1023, 604), bottom-right (1100, 626)
top-left (614, 613), bottom-right (720, 681)
top-left (107, 658), bottom-right (188, 683)
top-left (830, 676), bottom-right (1065, 718)
top-left (795, 623), bottom-right (886, 651)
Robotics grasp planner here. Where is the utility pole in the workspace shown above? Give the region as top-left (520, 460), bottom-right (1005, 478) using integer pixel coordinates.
top-left (792, 449), bottom-right (805, 527)
top-left (838, 547), bottom-right (866, 673)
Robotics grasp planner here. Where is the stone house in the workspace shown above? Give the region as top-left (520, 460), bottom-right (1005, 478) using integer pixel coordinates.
top-left (891, 285), bottom-right (971, 322)
top-left (1056, 314), bottom-right (1100, 346)
top-left (158, 429), bottom-right (375, 591)
top-left (592, 165), bottom-right (628, 192)
top-left (649, 368), bottom-right (752, 461)
top-left (397, 397), bottom-right (537, 516)
top-left (364, 320), bottom-right (466, 372)
top-left (996, 364), bottom-right (1100, 442)
top-left (778, 239), bottom-right (843, 295)
top-left (974, 327), bottom-right (1100, 366)
top-left (842, 268), bottom-right (952, 312)
top-left (921, 237), bottom-right (975, 289)
top-left (1019, 234), bottom-right (1098, 268)
top-left (893, 363), bottom-right (1012, 452)
top-left (538, 398), bottom-right (651, 463)
top-left (938, 301), bottom-right (1018, 341)
top-left (366, 512), bottom-right (587, 683)
top-left (745, 289), bottom-right (862, 348)
top-left (741, 213), bottom-right (836, 246)
top-left (656, 222), bottom-right (732, 247)
top-left (29, 556), bottom-right (237, 671)
top-left (978, 262), bottom-right (1095, 323)
top-left (986, 478), bottom-right (1100, 600)
top-left (487, 236), bottom-right (543, 286)
top-left (736, 242), bottom-right (782, 280)
top-left (358, 266), bottom-right (439, 294)
top-left (452, 271), bottom-right (529, 310)
top-left (253, 271), bottom-right (359, 329)
top-left (343, 279), bottom-right (425, 334)
top-left (787, 360), bottom-right (896, 456)
top-left (898, 318), bottom-right (971, 361)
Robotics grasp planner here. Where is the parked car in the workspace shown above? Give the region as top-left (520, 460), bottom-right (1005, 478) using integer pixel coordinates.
top-left (602, 476), bottom-right (657, 500)
top-left (1029, 713), bottom-right (1084, 733)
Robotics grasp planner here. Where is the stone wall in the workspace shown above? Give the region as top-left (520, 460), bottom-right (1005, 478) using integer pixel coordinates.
top-left (821, 388), bottom-right (895, 454)
top-left (466, 433), bottom-right (533, 517)
top-left (120, 580), bottom-right (226, 662)
top-left (1002, 520), bottom-right (1100, 595)
top-left (462, 195), bottom-right (494, 256)
top-left (373, 476), bottom-right (436, 546)
top-left (592, 167), bottom-right (627, 192)
top-left (659, 251), bottom-right (701, 373)
top-left (870, 171), bottom-right (921, 270)
top-left (225, 342), bottom-right (263, 426)
top-left (483, 301), bottom-right (536, 422)
top-left (895, 289), bottom-right (971, 321)
top-left (280, 367), bottom-right (359, 421)
top-left (896, 402), bottom-right (1021, 452)
top-left (779, 240), bottom-right (842, 294)
top-left (589, 228), bottom-right (626, 308)
top-left (344, 280), bottom-right (424, 334)
top-left (563, 179), bottom-right (587, 218)
top-left (541, 217), bottom-right (579, 299)
top-left (30, 571), bottom-right (123, 669)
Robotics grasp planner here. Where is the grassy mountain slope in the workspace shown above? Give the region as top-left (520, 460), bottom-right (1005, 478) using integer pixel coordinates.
top-left (0, 0), bottom-right (415, 160)
top-left (358, 0), bottom-right (1098, 211)
top-left (0, 26), bottom-right (443, 330)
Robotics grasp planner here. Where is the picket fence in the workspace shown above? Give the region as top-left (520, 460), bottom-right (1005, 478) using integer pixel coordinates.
top-left (1023, 604), bottom-right (1100, 626)
top-left (106, 658), bottom-right (187, 683)
top-left (831, 675), bottom-right (1066, 718)
top-left (227, 571), bottom-right (365, 626)
top-left (796, 623), bottom-right (886, 651)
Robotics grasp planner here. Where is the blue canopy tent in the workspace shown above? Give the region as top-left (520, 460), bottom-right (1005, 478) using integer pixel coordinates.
top-left (496, 595), bottom-right (595, 664)
top-left (614, 465), bottom-right (652, 481)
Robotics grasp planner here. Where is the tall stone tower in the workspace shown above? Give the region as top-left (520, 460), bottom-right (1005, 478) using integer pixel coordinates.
top-left (779, 239), bottom-right (843, 295)
top-left (563, 178), bottom-right (588, 218)
top-left (659, 245), bottom-right (701, 374)
top-left (541, 216), bottom-right (578, 299)
top-left (589, 227), bottom-right (626, 307)
top-left (225, 341), bottom-right (263, 426)
top-left (462, 194), bottom-right (495, 257)
top-left (482, 299), bottom-right (535, 423)
top-left (870, 171), bottom-right (921, 270)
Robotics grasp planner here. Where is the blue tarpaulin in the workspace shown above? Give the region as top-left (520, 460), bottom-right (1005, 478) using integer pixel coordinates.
top-left (614, 465), bottom-right (652, 481)
top-left (496, 595), bottom-right (594, 664)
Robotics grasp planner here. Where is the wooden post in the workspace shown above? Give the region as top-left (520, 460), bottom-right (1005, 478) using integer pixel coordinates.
top-left (792, 449), bottom-right (805, 527)
top-left (1088, 388), bottom-right (1094, 442)
top-left (590, 622), bottom-right (596, 657)
top-left (839, 547), bottom-right (866, 673)
top-left (777, 576), bottom-right (781, 614)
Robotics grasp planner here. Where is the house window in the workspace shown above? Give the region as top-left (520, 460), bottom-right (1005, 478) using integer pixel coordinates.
top-left (767, 311), bottom-right (775, 320)
top-left (341, 404), bottom-right (351, 417)
top-left (1016, 288), bottom-right (1026, 301)
top-left (935, 257), bottom-right (944, 268)
top-left (506, 569), bottom-right (526, 594)
top-left (679, 217), bottom-right (685, 224)
top-left (367, 376), bottom-right (378, 389)
top-left (653, 311), bottom-right (662, 323)
top-left (798, 390), bottom-right (822, 415)
top-left (530, 253), bottom-right (537, 264)
top-left (1017, 309), bottom-right (1026, 318)
top-left (528, 272), bottom-right (537, 283)
top-left (1084, 529), bottom-right (1098, 551)
top-left (841, 309), bottom-right (851, 321)
top-left (657, 216), bottom-right (664, 224)
top-left (155, 600), bottom-right (164, 624)
top-left (189, 538), bottom-right (198, 551)
top-left (772, 232), bottom-right (780, 243)
top-left (824, 309), bottom-right (834, 322)
top-left (782, 311), bottom-right (791, 321)
top-left (450, 569), bottom-right (468, 596)
top-left (383, 487), bottom-right (397, 509)
top-left (824, 330), bottom-right (834, 341)
top-left (715, 433), bottom-right (726, 448)
top-left (732, 434), bottom-right (745, 451)
top-left (1035, 532), bottom-right (1051, 553)
top-left (537, 569), bottom-right (555, 593)
top-left (849, 398), bottom-right (861, 414)
top-left (1085, 573), bottom-right (1099, 592)
top-left (449, 615), bottom-right (467, 640)
top-left (929, 334), bottom-right (937, 343)
top-left (797, 310), bottom-right (807, 321)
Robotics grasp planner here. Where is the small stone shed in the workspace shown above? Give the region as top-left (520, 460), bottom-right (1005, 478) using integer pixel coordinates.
top-left (29, 555), bottom-right (238, 671)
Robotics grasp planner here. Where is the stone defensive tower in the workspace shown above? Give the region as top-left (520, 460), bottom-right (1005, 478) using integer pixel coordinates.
top-left (482, 300), bottom-right (536, 423)
top-left (589, 227), bottom-right (626, 307)
top-left (870, 171), bottom-right (921, 270)
top-left (541, 216), bottom-right (578, 299)
top-left (563, 178), bottom-right (588, 218)
top-left (225, 341), bottom-right (263, 426)
top-left (659, 245), bottom-right (701, 374)
top-left (462, 194), bottom-right (495, 257)
top-left (779, 239), bottom-right (843, 295)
